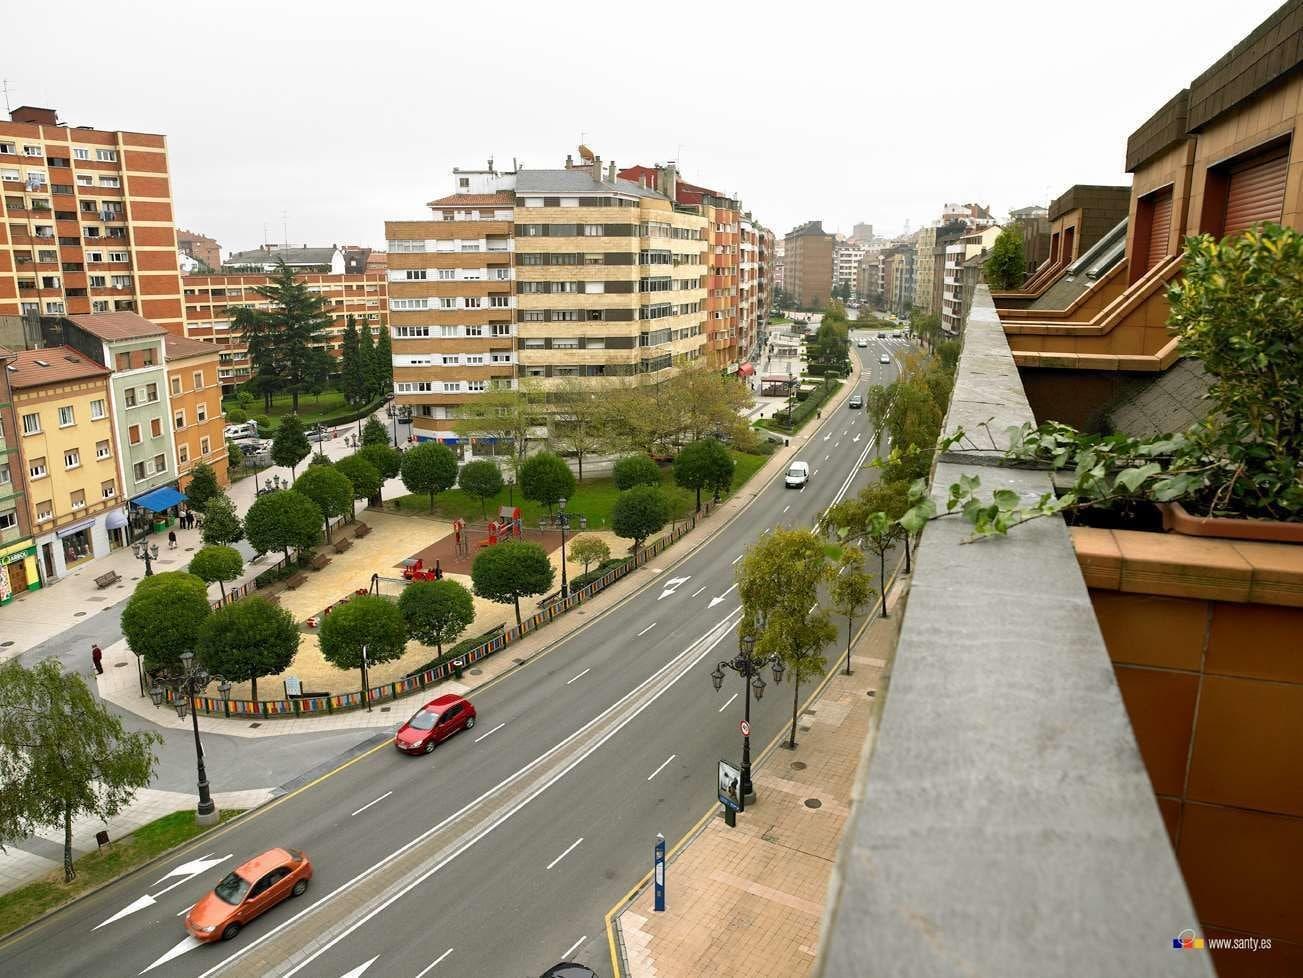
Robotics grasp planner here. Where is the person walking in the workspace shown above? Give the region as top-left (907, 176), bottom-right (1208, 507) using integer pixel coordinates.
top-left (91, 644), bottom-right (103, 675)
top-left (167, 529), bottom-right (177, 550)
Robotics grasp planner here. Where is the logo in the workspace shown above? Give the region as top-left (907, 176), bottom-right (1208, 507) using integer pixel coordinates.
top-left (1172, 929), bottom-right (1205, 950)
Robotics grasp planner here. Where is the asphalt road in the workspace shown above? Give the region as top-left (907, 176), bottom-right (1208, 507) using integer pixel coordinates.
top-left (0, 335), bottom-right (907, 978)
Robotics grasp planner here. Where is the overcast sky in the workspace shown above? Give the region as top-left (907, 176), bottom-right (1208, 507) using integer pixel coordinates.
top-left (8, 0), bottom-right (1285, 252)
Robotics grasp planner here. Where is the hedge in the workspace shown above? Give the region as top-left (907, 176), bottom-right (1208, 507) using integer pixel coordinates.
top-left (404, 624), bottom-right (506, 677)
top-left (568, 557), bottom-right (631, 594)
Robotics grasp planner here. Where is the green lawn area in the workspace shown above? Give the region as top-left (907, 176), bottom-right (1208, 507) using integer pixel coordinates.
top-left (223, 389), bottom-right (359, 426)
top-left (0, 809), bottom-right (244, 939)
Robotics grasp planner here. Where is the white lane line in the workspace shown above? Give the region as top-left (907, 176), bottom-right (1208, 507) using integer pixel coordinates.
top-left (718, 692), bottom-right (739, 712)
top-left (637, 622), bottom-right (657, 637)
top-left (350, 791), bottom-right (393, 818)
top-left (647, 754), bottom-right (677, 781)
top-left (176, 904), bottom-right (193, 917)
top-left (782, 504), bottom-right (790, 514)
top-left (730, 553), bottom-right (743, 565)
top-left (824, 454), bottom-right (830, 461)
top-left (814, 468), bottom-right (820, 476)
top-left (547, 837), bottom-right (584, 870)
top-left (562, 937), bottom-right (587, 960)
top-left (415, 949), bottom-right (454, 978)
top-left (690, 585), bottom-right (708, 597)
top-left (474, 722), bottom-right (505, 743)
top-left (565, 668), bottom-right (591, 685)
top-left (834, 441), bottom-right (840, 448)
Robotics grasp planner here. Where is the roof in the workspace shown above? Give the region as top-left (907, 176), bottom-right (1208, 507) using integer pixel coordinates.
top-left (1105, 358), bottom-right (1213, 438)
top-left (164, 334), bottom-right (220, 362)
top-left (787, 220), bottom-right (830, 238)
top-left (224, 246), bottom-right (338, 267)
top-left (365, 252), bottom-right (387, 270)
top-left (426, 192), bottom-right (514, 207)
top-left (68, 311), bottom-right (167, 341)
top-left (514, 168), bottom-right (666, 199)
top-left (6, 346), bottom-right (110, 388)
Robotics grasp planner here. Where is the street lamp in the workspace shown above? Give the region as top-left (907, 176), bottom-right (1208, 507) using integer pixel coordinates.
top-left (132, 540), bottom-right (160, 577)
top-left (148, 651), bottom-right (231, 826)
top-left (361, 643), bottom-right (372, 713)
top-left (506, 471), bottom-right (515, 507)
top-left (558, 497), bottom-right (569, 596)
top-left (710, 632), bottom-right (783, 807)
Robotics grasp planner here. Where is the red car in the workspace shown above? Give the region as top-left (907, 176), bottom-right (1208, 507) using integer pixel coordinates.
top-left (185, 848), bottom-right (311, 942)
top-left (395, 693), bottom-right (477, 754)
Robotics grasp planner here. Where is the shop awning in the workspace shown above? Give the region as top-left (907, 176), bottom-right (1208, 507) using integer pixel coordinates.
top-left (132, 486), bottom-right (186, 513)
top-left (737, 363), bottom-right (756, 377)
top-left (56, 518), bottom-right (96, 538)
top-left (105, 508), bottom-right (129, 530)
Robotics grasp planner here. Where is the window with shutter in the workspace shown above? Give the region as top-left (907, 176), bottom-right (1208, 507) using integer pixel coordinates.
top-left (1145, 189), bottom-right (1173, 272)
top-left (1223, 150), bottom-right (1288, 238)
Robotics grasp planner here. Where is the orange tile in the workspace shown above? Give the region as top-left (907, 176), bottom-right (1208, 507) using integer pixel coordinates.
top-left (1115, 530), bottom-right (1252, 602)
top-left (1091, 590), bottom-right (1206, 669)
top-left (1230, 540), bottom-right (1303, 609)
top-left (1114, 665), bottom-right (1199, 796)
top-left (1156, 795), bottom-right (1182, 847)
top-left (1072, 528), bottom-right (1121, 590)
top-left (1207, 602), bottom-right (1303, 683)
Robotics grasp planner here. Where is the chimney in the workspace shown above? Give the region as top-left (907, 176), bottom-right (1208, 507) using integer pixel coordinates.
top-left (566, 154), bottom-right (574, 167)
top-left (591, 156), bottom-right (601, 182)
top-left (606, 161), bottom-right (616, 184)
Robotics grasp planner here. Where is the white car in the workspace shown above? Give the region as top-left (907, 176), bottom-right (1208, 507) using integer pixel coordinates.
top-left (784, 461), bottom-right (810, 489)
top-left (856, 338), bottom-right (868, 348)
top-left (879, 353), bottom-right (891, 364)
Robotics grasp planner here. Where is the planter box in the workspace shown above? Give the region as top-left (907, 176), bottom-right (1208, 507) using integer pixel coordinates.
top-left (1159, 501), bottom-right (1303, 544)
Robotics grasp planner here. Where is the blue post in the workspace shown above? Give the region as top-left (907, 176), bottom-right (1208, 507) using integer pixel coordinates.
top-left (654, 833), bottom-right (666, 912)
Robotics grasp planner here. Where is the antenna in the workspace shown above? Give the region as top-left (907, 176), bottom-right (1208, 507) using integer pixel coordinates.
top-left (1, 79), bottom-right (13, 115)
top-left (281, 211), bottom-right (288, 249)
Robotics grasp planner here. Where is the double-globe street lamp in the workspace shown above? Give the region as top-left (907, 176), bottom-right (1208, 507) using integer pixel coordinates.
top-left (711, 633), bottom-right (784, 806)
top-left (149, 651), bottom-right (232, 826)
top-left (132, 539), bottom-right (159, 577)
top-left (558, 497), bottom-right (570, 596)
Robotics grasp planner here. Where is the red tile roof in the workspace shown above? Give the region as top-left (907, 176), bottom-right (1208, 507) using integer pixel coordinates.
top-left (6, 346), bottom-right (110, 388)
top-left (425, 192), bottom-right (514, 207)
top-left (164, 334), bottom-right (221, 361)
top-left (67, 311), bottom-right (166, 340)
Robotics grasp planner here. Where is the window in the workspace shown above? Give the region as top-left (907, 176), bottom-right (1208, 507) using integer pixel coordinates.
top-left (145, 383), bottom-right (158, 403)
top-left (0, 510), bottom-right (15, 532)
top-left (465, 324), bottom-right (483, 336)
top-left (36, 501), bottom-right (53, 523)
top-left (392, 325), bottom-right (431, 338)
top-left (30, 457), bottom-right (48, 479)
top-left (583, 225), bottom-right (604, 236)
top-left (73, 147), bottom-right (89, 160)
top-left (170, 376), bottom-right (181, 395)
top-left (70, 489), bottom-right (86, 510)
top-left (554, 310), bottom-right (579, 322)
top-left (44, 301), bottom-right (64, 314)
top-left (192, 371), bottom-right (203, 390)
top-left (174, 410), bottom-right (185, 429)
top-left (98, 176), bottom-right (120, 188)
top-left (442, 382), bottom-right (461, 393)
top-left (150, 418), bottom-right (162, 438)
top-left (178, 443), bottom-right (189, 464)
top-left (200, 436), bottom-right (210, 455)
top-left (21, 412), bottom-right (40, 435)
top-left (128, 424), bottom-right (141, 445)
top-left (90, 398), bottom-right (106, 420)
top-left (467, 380), bottom-right (486, 392)
top-left (133, 461), bottom-right (146, 481)
top-left (95, 149), bottom-right (118, 162)
top-left (64, 449), bottom-right (81, 470)
top-left (196, 403), bottom-right (207, 422)
top-left (520, 310), bottom-right (545, 322)
top-left (441, 355), bottom-right (459, 365)
top-left (124, 387), bottom-right (136, 407)
top-left (553, 337), bottom-right (580, 350)
top-left (153, 454), bottom-right (166, 474)
top-left (491, 324), bottom-right (511, 336)
top-left (438, 297), bottom-right (456, 309)
top-left (108, 251), bottom-right (128, 262)
top-left (493, 268), bottom-right (510, 280)
top-left (439, 325), bottom-right (459, 337)
top-left (404, 269), bottom-right (428, 280)
top-left (96, 439), bottom-right (111, 460)
top-left (437, 268), bottom-right (455, 280)
top-left (465, 297), bottom-right (482, 309)
top-left (87, 250), bottom-right (103, 262)
top-left (0, 464), bottom-right (7, 487)
top-left (101, 480), bottom-right (116, 499)
top-left (23, 145), bottom-right (42, 157)
top-left (57, 405), bottom-right (75, 427)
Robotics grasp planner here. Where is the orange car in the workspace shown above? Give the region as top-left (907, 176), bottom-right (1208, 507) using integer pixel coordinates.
top-left (185, 848), bottom-right (312, 942)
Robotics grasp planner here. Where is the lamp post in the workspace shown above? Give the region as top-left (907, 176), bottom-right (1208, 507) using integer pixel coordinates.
top-left (149, 651), bottom-right (231, 826)
top-left (132, 539), bottom-right (159, 577)
top-left (558, 497), bottom-right (569, 596)
top-left (361, 643), bottom-right (372, 713)
top-left (506, 472), bottom-right (515, 507)
top-left (710, 633), bottom-right (784, 806)
top-left (387, 405), bottom-right (398, 448)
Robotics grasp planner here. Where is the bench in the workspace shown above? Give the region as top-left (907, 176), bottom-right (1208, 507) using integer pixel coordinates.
top-left (309, 553), bottom-right (331, 571)
top-left (354, 522), bottom-right (372, 538)
top-left (285, 572), bottom-right (309, 590)
top-left (94, 570), bottom-right (121, 589)
top-left (334, 538), bottom-right (353, 554)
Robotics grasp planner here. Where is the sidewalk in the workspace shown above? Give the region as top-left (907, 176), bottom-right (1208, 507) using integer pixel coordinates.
top-left (611, 580), bottom-right (906, 978)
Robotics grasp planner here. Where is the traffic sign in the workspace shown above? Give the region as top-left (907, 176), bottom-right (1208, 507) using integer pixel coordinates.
top-left (739, 720), bottom-right (751, 737)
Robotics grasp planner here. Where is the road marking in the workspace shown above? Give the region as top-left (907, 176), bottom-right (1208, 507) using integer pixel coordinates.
top-left (824, 454), bottom-right (830, 461)
top-left (547, 837), bottom-right (584, 870)
top-left (709, 583), bottom-right (739, 608)
top-left (474, 722), bottom-right (505, 743)
top-left (566, 668), bottom-right (591, 685)
top-left (562, 936), bottom-right (588, 959)
top-left (337, 958), bottom-right (379, 978)
top-left (637, 622), bottom-right (657, 637)
top-left (814, 468), bottom-right (820, 475)
top-left (350, 791), bottom-right (393, 818)
top-left (139, 936), bottom-right (204, 974)
top-left (175, 904), bottom-right (193, 917)
top-left (853, 433), bottom-right (862, 443)
top-left (782, 505), bottom-right (790, 514)
top-left (730, 553), bottom-right (743, 565)
top-left (647, 754), bottom-right (677, 781)
top-left (823, 433), bottom-right (831, 441)
top-left (690, 585), bottom-right (707, 597)
top-left (718, 692), bottom-right (739, 712)
top-left (657, 575), bottom-right (691, 600)
top-left (97, 853), bottom-right (232, 930)
top-left (414, 949), bottom-right (453, 978)
top-left (834, 441), bottom-right (840, 448)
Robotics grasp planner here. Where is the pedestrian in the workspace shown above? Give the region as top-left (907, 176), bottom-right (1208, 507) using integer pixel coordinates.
top-left (91, 643), bottom-right (103, 675)
top-left (168, 529), bottom-right (177, 550)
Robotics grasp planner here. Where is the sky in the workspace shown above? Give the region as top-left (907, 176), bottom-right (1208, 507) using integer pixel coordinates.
top-left (7, 0), bottom-right (1286, 252)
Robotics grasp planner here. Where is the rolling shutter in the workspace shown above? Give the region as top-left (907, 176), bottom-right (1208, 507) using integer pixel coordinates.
top-left (1223, 151), bottom-right (1288, 237)
top-left (1145, 190), bottom-right (1173, 271)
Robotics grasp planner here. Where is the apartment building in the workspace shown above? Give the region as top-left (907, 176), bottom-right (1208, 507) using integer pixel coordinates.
top-left (181, 270), bottom-right (388, 391)
top-left (222, 244), bottom-right (346, 274)
top-left (850, 222), bottom-right (874, 245)
top-left (164, 334), bottom-right (229, 490)
top-left (7, 346), bottom-right (121, 583)
top-left (833, 241), bottom-right (865, 299)
top-left (177, 229), bottom-right (220, 271)
top-left (773, 238), bottom-right (785, 292)
top-left (0, 345), bottom-right (39, 602)
top-left (783, 221), bottom-right (835, 309)
top-left (913, 227), bottom-right (939, 315)
top-left (0, 106), bottom-right (184, 333)
top-left (940, 202), bottom-right (996, 228)
top-left (941, 225), bottom-right (1000, 334)
top-left (857, 250), bottom-right (882, 304)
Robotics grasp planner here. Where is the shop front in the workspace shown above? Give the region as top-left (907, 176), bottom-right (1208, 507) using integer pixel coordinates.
top-left (57, 518), bottom-right (99, 571)
top-left (0, 538), bottom-right (40, 605)
top-left (32, 516), bottom-right (114, 583)
top-left (128, 485), bottom-right (187, 541)
top-left (105, 507), bottom-right (129, 551)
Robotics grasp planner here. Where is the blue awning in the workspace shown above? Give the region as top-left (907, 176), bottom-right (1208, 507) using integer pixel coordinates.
top-left (132, 486), bottom-right (186, 512)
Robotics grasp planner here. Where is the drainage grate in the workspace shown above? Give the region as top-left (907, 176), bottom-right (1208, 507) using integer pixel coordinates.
top-left (74, 611), bottom-right (86, 617)
top-left (115, 661), bottom-right (127, 668)
top-left (867, 690), bottom-right (876, 697)
top-left (470, 668), bottom-right (482, 676)
top-left (804, 798), bottom-right (822, 809)
top-left (790, 761), bottom-right (807, 770)
top-left (249, 722), bottom-right (262, 729)
top-left (381, 707), bottom-right (390, 713)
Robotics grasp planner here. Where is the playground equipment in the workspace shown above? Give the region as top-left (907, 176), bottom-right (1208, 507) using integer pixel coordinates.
top-left (401, 557), bottom-right (443, 582)
top-left (477, 506), bottom-right (523, 550)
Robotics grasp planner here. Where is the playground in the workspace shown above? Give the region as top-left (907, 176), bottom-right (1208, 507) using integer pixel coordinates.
top-left (397, 506), bottom-right (570, 577)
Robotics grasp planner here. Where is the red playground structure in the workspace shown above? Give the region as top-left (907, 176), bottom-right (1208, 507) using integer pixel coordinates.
top-left (401, 557), bottom-right (444, 582)
top-left (478, 506), bottom-right (523, 549)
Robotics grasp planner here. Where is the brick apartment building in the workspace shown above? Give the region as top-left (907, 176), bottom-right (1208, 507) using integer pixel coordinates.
top-left (177, 228), bottom-right (220, 271)
top-left (783, 220), bottom-right (835, 309)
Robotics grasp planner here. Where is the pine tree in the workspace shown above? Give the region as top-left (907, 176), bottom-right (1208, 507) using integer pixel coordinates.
top-left (340, 316), bottom-right (364, 405)
top-left (248, 260), bottom-right (331, 413)
top-left (372, 327), bottom-right (393, 402)
top-left (358, 324), bottom-right (377, 402)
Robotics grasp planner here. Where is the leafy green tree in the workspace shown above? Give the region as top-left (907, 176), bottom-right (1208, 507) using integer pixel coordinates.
top-left (547, 380), bottom-right (608, 480)
top-left (309, 451), bottom-right (333, 467)
top-left (568, 535), bottom-right (610, 575)
top-left (372, 327), bottom-right (393, 401)
top-left (196, 597), bottom-right (299, 701)
top-left (398, 579), bottom-right (475, 657)
top-left (362, 415), bottom-right (390, 447)
top-left (452, 387), bottom-right (535, 471)
top-left (830, 550), bottom-right (874, 674)
top-left (737, 528), bottom-right (829, 635)
top-left (612, 485), bottom-right (670, 552)
top-left (317, 595), bottom-right (407, 697)
top-left (936, 338), bottom-right (961, 371)
top-left (458, 459), bottom-right (504, 517)
top-left (293, 465), bottom-right (354, 541)
top-left (471, 540), bottom-right (555, 628)
top-left (253, 414), bottom-right (272, 434)
top-left (0, 660), bottom-right (160, 881)
top-left (236, 390), bottom-right (255, 411)
top-left (335, 455), bottom-right (381, 516)
top-left (226, 440), bottom-right (244, 470)
top-left (188, 545), bottom-right (244, 604)
top-left (201, 495), bottom-right (244, 547)
top-left (231, 304), bottom-right (283, 412)
top-left (673, 438), bottom-right (734, 512)
top-left (866, 384), bottom-right (892, 437)
top-left (226, 407), bottom-right (248, 425)
top-left (120, 572), bottom-right (211, 672)
top-left (272, 413), bottom-right (311, 478)
top-left (234, 260), bottom-right (331, 412)
top-left (401, 442), bottom-right (459, 512)
top-left (358, 323), bottom-right (377, 401)
top-left (244, 489), bottom-right (323, 564)
top-left (612, 454), bottom-right (662, 491)
top-left (759, 605), bottom-right (834, 749)
top-left (984, 224), bottom-right (1026, 291)
top-left (518, 451), bottom-right (575, 517)
top-left (184, 462), bottom-right (221, 513)
top-left (339, 315), bottom-right (366, 405)
top-left (359, 443), bottom-right (401, 501)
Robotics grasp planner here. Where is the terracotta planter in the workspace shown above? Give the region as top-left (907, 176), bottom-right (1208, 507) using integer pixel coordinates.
top-left (1158, 501), bottom-right (1303, 544)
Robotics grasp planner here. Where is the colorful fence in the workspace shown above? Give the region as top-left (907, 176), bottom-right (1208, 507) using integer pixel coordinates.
top-left (177, 514), bottom-right (702, 718)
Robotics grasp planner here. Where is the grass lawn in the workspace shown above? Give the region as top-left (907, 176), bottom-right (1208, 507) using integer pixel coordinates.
top-left (0, 809), bottom-right (244, 938)
top-left (223, 389), bottom-right (365, 426)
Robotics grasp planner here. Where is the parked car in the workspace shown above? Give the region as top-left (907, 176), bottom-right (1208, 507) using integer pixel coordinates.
top-left (539, 966), bottom-right (598, 978)
top-left (395, 693), bottom-right (477, 754)
top-left (784, 461), bottom-right (810, 489)
top-left (225, 422), bottom-right (259, 441)
top-left (848, 394), bottom-right (863, 409)
top-left (879, 353), bottom-right (891, 364)
top-left (185, 848), bottom-right (311, 942)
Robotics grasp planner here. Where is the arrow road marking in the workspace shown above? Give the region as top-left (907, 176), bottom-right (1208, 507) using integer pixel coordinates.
top-left (351, 791), bottom-right (393, 817)
top-left (415, 949), bottom-right (454, 978)
top-left (98, 854), bottom-right (232, 929)
top-left (337, 957), bottom-right (380, 978)
top-left (140, 936), bottom-right (204, 974)
top-left (647, 754), bottom-right (677, 781)
top-left (823, 433), bottom-right (831, 441)
top-left (657, 575), bottom-right (691, 600)
top-left (709, 583), bottom-right (739, 608)
top-left (562, 936), bottom-right (588, 959)
top-left (637, 622), bottom-right (657, 637)
top-left (546, 837), bottom-right (584, 870)
top-left (853, 433), bottom-right (862, 443)
top-left (719, 692), bottom-right (739, 712)
top-left (474, 722), bottom-right (505, 743)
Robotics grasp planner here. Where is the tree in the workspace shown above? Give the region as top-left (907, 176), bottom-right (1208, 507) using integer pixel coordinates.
top-left (226, 407), bottom-right (248, 425)
top-left (196, 597), bottom-right (299, 701)
top-left (272, 413), bottom-right (311, 478)
top-left (231, 303), bottom-right (283, 412)
top-left (362, 416), bottom-right (390, 447)
top-left (830, 550), bottom-right (874, 675)
top-left (339, 316), bottom-right (366, 406)
top-left (317, 595), bottom-right (407, 698)
top-left (335, 455), bottom-right (381, 516)
top-left (0, 659), bottom-right (159, 882)
top-left (671, 367), bottom-right (755, 446)
top-left (357, 323), bottom-right (377, 402)
top-left (201, 495), bottom-right (244, 546)
top-left (188, 545), bottom-right (244, 604)
top-left (120, 572), bottom-right (211, 673)
top-left (612, 454), bottom-right (662, 491)
top-left (372, 327), bottom-right (393, 401)
top-left (452, 386), bottom-right (535, 471)
top-left (244, 489), bottom-right (323, 564)
top-left (458, 459), bottom-right (504, 518)
top-left (293, 465), bottom-right (354, 541)
top-left (241, 260), bottom-right (332, 413)
top-left (309, 451), bottom-right (333, 467)
top-left (673, 438), bottom-right (734, 512)
top-left (759, 605), bottom-right (834, 750)
top-left (359, 443), bottom-right (401, 501)
top-left (236, 390), bottom-right (255, 412)
top-left (398, 579), bottom-right (475, 658)
top-left (226, 440), bottom-right (244, 470)
top-left (184, 462), bottom-right (221, 513)
top-left (518, 451), bottom-right (575, 517)
top-left (984, 224), bottom-right (1026, 291)
top-left (547, 380), bottom-right (608, 480)
top-left (737, 528), bottom-right (829, 635)
top-left (470, 540), bottom-right (555, 628)
top-left (401, 442), bottom-right (459, 512)
top-left (568, 535), bottom-right (610, 576)
top-left (865, 384), bottom-right (892, 437)
top-left (612, 485), bottom-right (670, 552)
